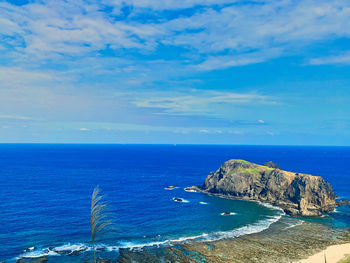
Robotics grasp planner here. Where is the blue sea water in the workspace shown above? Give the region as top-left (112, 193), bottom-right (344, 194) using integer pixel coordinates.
top-left (0, 144), bottom-right (349, 262)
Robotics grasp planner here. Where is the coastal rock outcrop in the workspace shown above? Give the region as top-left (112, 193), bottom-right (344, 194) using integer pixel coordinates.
top-left (201, 159), bottom-right (337, 216)
top-left (263, 161), bottom-right (280, 169)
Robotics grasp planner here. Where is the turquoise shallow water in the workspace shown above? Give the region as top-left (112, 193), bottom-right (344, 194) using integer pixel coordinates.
top-left (0, 144), bottom-right (349, 262)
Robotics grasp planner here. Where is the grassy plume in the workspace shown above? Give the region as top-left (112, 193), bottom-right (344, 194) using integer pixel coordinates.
top-left (90, 186), bottom-right (113, 263)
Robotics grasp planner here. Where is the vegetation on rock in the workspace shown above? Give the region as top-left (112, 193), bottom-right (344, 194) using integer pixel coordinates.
top-left (201, 159), bottom-right (337, 216)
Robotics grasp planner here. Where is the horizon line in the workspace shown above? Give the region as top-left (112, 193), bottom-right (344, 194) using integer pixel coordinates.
top-left (0, 142), bottom-right (349, 147)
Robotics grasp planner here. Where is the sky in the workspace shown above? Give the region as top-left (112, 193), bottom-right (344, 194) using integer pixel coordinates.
top-left (0, 0), bottom-right (349, 145)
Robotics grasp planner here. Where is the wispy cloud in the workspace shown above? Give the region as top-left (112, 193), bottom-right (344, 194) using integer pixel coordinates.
top-left (161, 0), bottom-right (350, 69)
top-left (199, 129), bottom-right (224, 134)
top-left (0, 66), bottom-right (66, 84)
top-left (1, 0), bottom-right (350, 68)
top-left (195, 55), bottom-right (265, 71)
top-left (0, 115), bottom-right (36, 121)
top-left (266, 131), bottom-right (275, 136)
top-left (309, 52), bottom-right (350, 65)
top-left (194, 49), bottom-right (282, 71)
top-left (133, 90), bottom-right (276, 116)
top-left (106, 0), bottom-right (233, 11)
top-left (0, 0), bottom-right (349, 144)
top-left (47, 121), bottom-right (258, 136)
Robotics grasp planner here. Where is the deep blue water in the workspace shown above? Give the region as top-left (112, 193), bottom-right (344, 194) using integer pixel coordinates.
top-left (0, 144), bottom-right (349, 262)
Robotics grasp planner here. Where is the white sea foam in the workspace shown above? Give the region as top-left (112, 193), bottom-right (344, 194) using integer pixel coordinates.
top-left (164, 186), bottom-right (178, 190)
top-left (18, 243), bottom-right (89, 260)
top-left (93, 240), bottom-right (175, 252)
top-left (116, 214), bottom-right (283, 249)
top-left (115, 233), bottom-right (210, 250)
top-left (184, 188), bottom-right (199, 193)
top-left (199, 202), bottom-right (208, 205)
top-left (172, 197), bottom-right (189, 203)
top-left (258, 201), bottom-right (285, 214)
top-left (20, 251), bottom-right (47, 259)
top-left (220, 212), bottom-right (237, 216)
top-left (203, 214), bottom-right (283, 242)
top-left (169, 233), bottom-right (209, 243)
top-left (19, 249), bottom-right (59, 259)
top-left (283, 220), bottom-right (303, 230)
top-left (23, 246), bottom-right (35, 253)
top-left (16, 209), bottom-right (284, 260)
top-left (119, 240), bottom-right (170, 249)
top-left (53, 243), bottom-right (88, 253)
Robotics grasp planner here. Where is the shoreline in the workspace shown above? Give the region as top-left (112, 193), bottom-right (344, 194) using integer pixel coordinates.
top-left (118, 217), bottom-right (350, 262)
top-left (188, 186), bottom-right (342, 218)
top-left (13, 218), bottom-right (350, 262)
top-left (16, 215), bottom-right (283, 262)
top-left (13, 192), bottom-right (349, 263)
top-left (14, 194), bottom-right (286, 262)
top-left (178, 220), bottom-right (350, 263)
top-left (12, 193), bottom-right (349, 263)
top-left (295, 243), bottom-right (350, 263)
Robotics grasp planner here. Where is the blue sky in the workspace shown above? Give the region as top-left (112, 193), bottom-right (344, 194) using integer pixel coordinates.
top-left (0, 0), bottom-right (349, 145)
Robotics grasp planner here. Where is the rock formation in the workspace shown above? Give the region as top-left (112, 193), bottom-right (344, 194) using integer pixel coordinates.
top-left (201, 159), bottom-right (337, 216)
top-left (263, 161), bottom-right (280, 169)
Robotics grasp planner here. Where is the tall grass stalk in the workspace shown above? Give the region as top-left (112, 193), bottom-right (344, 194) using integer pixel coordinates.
top-left (90, 186), bottom-right (113, 263)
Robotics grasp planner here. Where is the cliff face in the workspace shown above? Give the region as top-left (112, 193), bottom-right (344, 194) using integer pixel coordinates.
top-left (202, 159), bottom-right (337, 216)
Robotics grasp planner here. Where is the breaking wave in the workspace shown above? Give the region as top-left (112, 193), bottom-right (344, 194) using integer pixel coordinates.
top-left (17, 213), bottom-right (283, 261)
top-left (220, 212), bottom-right (236, 216)
top-left (172, 197), bottom-right (189, 203)
top-left (258, 201), bottom-right (284, 212)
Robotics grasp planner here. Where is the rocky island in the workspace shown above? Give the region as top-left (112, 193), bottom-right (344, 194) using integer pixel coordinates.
top-left (195, 159), bottom-right (339, 216)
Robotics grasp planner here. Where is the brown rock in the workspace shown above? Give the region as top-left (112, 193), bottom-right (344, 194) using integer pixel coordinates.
top-left (16, 256), bottom-right (48, 263)
top-left (200, 159), bottom-right (337, 217)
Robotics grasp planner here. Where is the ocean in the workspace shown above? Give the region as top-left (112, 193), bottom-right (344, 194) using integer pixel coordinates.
top-left (0, 144), bottom-right (349, 262)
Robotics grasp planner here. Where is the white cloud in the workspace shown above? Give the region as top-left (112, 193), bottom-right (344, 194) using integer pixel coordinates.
top-left (0, 0), bottom-right (349, 144)
top-left (0, 66), bottom-right (93, 119)
top-left (42, 121), bottom-right (263, 136)
top-left (258, 120), bottom-right (265, 124)
top-left (309, 52), bottom-right (350, 65)
top-left (133, 90), bottom-right (275, 116)
top-left (195, 56), bottom-right (265, 71)
top-left (1, 0), bottom-right (350, 69)
top-left (106, 0), bottom-right (233, 11)
top-left (0, 66), bottom-right (64, 85)
top-left (0, 115), bottom-right (36, 120)
top-left (0, 1), bottom-right (160, 58)
top-left (198, 129), bottom-right (234, 134)
top-left (0, 16), bottom-right (22, 35)
top-left (193, 48), bottom-right (283, 71)
top-left (228, 130), bottom-right (244, 135)
top-left (160, 0), bottom-right (350, 69)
